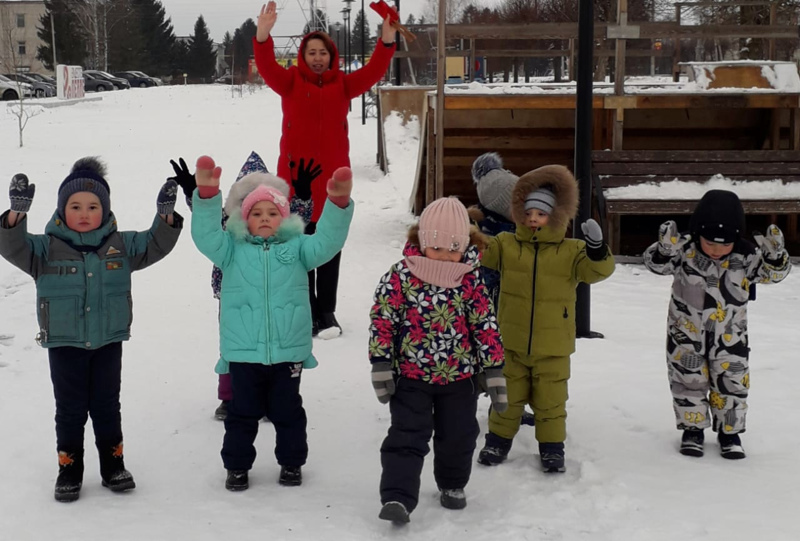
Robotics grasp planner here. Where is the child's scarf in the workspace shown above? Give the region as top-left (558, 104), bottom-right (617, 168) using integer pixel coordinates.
top-left (404, 254), bottom-right (472, 288)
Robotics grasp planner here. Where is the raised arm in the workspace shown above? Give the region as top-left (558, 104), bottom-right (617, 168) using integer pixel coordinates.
top-left (124, 179), bottom-right (183, 271)
top-left (190, 157), bottom-right (235, 269)
top-left (643, 221), bottom-right (688, 276)
top-left (253, 2), bottom-right (293, 96)
top-left (343, 16), bottom-right (396, 99)
top-left (0, 174), bottom-right (49, 279)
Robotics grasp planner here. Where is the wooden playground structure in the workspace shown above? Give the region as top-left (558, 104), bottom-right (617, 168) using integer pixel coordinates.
top-left (378, 3), bottom-right (800, 255)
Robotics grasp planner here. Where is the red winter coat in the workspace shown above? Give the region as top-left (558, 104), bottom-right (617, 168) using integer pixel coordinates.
top-left (253, 35), bottom-right (396, 222)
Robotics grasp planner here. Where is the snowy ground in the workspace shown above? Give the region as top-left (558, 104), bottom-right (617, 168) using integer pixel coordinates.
top-left (1, 86), bottom-right (797, 541)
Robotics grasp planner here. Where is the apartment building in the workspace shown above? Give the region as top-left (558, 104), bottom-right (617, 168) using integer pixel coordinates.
top-left (0, 0), bottom-right (49, 74)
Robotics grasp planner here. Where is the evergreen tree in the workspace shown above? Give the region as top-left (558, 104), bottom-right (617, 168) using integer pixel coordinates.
top-left (36, 0), bottom-right (89, 70)
top-left (405, 14), bottom-right (416, 25)
top-left (350, 9), bottom-right (367, 57)
top-left (187, 15), bottom-right (216, 79)
top-left (133, 0), bottom-right (176, 76)
top-left (230, 19), bottom-right (257, 80)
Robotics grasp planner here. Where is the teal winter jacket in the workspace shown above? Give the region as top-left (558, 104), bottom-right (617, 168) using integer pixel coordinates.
top-left (0, 210), bottom-right (183, 349)
top-left (191, 192), bottom-right (353, 374)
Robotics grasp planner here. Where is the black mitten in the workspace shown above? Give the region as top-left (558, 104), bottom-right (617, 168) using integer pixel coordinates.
top-left (290, 158), bottom-right (322, 201)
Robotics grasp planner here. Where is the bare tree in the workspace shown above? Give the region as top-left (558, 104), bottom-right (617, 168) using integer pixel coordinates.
top-left (71, 0), bottom-right (133, 71)
top-left (0, 6), bottom-right (42, 148)
top-left (423, 0), bottom-right (471, 23)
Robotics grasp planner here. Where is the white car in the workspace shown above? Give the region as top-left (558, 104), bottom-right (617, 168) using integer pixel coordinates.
top-left (0, 74), bottom-right (33, 100)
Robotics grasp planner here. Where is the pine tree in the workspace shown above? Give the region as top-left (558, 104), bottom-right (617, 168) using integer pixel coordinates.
top-left (350, 9), bottom-right (367, 57)
top-left (230, 19), bottom-right (257, 80)
top-left (36, 0), bottom-right (89, 70)
top-left (133, 0), bottom-right (177, 76)
top-left (187, 15), bottom-right (216, 79)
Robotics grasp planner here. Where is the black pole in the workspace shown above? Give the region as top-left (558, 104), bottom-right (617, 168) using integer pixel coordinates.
top-left (394, 0), bottom-right (401, 85)
top-left (574, 0), bottom-right (599, 339)
top-left (361, 3), bottom-right (366, 125)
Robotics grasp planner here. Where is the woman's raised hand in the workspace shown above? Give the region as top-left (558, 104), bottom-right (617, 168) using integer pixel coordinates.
top-left (381, 15), bottom-right (397, 44)
top-left (257, 2), bottom-right (278, 42)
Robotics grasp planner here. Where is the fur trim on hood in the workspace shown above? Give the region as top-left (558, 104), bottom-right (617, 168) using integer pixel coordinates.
top-left (224, 172), bottom-right (289, 218)
top-left (511, 165), bottom-right (578, 231)
top-left (407, 223), bottom-right (488, 252)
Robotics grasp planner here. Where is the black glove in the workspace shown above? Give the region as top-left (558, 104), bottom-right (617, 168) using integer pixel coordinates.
top-left (169, 157), bottom-right (196, 199)
top-left (290, 158), bottom-right (322, 201)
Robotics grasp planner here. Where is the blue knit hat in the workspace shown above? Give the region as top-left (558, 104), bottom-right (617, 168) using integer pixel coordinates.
top-left (57, 157), bottom-right (111, 219)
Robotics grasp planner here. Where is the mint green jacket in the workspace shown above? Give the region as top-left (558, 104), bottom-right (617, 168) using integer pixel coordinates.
top-left (191, 193), bottom-right (353, 373)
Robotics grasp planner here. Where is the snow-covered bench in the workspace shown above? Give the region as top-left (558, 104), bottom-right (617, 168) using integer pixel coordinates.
top-left (592, 150), bottom-right (800, 253)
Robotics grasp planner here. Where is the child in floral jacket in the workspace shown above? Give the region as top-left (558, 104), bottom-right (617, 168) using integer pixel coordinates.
top-left (368, 197), bottom-right (506, 525)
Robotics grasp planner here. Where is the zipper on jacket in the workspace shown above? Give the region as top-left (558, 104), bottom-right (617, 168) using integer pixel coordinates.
top-left (263, 244), bottom-right (271, 364)
top-left (527, 241), bottom-right (539, 355)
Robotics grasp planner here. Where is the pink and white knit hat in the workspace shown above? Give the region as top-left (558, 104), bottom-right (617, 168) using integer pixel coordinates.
top-left (418, 197), bottom-right (470, 253)
top-left (241, 185), bottom-right (290, 219)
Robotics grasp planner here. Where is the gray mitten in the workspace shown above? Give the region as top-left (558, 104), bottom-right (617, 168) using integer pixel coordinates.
top-left (581, 218), bottom-right (605, 260)
top-left (371, 362), bottom-right (395, 404)
top-left (156, 179), bottom-right (178, 215)
top-left (482, 367), bottom-right (508, 413)
top-left (9, 173), bottom-right (35, 213)
top-left (658, 220), bottom-right (690, 256)
top-left (754, 225), bottom-right (786, 264)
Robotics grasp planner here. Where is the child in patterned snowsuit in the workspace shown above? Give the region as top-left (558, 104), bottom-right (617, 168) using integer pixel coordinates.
top-left (477, 165), bottom-right (615, 473)
top-left (0, 158), bottom-right (183, 502)
top-left (368, 197), bottom-right (506, 524)
top-left (190, 155), bottom-right (353, 491)
top-left (643, 189), bottom-right (791, 459)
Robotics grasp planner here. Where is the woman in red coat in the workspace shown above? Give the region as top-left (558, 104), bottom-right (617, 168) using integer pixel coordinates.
top-left (254, 1), bottom-right (397, 337)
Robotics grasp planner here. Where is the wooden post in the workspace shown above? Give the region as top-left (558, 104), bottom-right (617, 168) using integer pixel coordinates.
top-left (673, 5), bottom-right (681, 82)
top-left (769, 2), bottom-right (777, 61)
top-left (435, 0), bottom-right (446, 199)
top-left (770, 108), bottom-right (781, 150)
top-left (791, 107), bottom-right (800, 150)
top-left (470, 38), bottom-right (476, 81)
top-left (426, 100), bottom-right (436, 206)
top-left (613, 108), bottom-right (624, 150)
top-left (569, 39), bottom-right (576, 81)
top-left (614, 0), bottom-right (628, 96)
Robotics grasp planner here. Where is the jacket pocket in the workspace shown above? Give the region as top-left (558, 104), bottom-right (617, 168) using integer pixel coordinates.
top-left (275, 302), bottom-right (311, 349)
top-left (104, 293), bottom-right (132, 340)
top-left (38, 297), bottom-right (81, 343)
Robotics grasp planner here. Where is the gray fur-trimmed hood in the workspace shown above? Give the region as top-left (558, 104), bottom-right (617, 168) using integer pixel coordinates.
top-left (511, 165), bottom-right (579, 232)
top-left (224, 172), bottom-right (290, 218)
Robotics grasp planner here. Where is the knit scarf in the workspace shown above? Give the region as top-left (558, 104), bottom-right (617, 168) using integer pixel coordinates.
top-left (404, 255), bottom-right (473, 288)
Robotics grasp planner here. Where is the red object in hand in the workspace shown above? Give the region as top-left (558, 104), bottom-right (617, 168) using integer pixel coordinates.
top-left (370, 0), bottom-right (399, 23)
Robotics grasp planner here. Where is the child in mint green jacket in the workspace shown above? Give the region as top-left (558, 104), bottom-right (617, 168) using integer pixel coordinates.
top-left (190, 155), bottom-right (353, 492)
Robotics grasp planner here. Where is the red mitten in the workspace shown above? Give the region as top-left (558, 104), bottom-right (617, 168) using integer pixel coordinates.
top-left (196, 156), bottom-right (222, 198)
top-left (326, 167), bottom-right (352, 209)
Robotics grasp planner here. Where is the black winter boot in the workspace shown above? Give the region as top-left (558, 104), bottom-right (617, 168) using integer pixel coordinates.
top-left (379, 501), bottom-right (410, 524)
top-left (477, 432), bottom-right (513, 466)
top-left (718, 432), bottom-right (746, 460)
top-left (225, 470), bottom-right (249, 491)
top-left (539, 442), bottom-right (566, 473)
top-left (54, 450), bottom-right (84, 502)
top-left (439, 488), bottom-right (467, 510)
top-left (316, 313), bottom-right (342, 339)
top-left (680, 429), bottom-right (705, 457)
top-left (279, 465), bottom-right (302, 486)
top-left (214, 400), bottom-right (229, 421)
top-left (97, 441), bottom-right (136, 492)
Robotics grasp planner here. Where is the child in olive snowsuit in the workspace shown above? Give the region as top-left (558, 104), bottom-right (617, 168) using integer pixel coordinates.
top-left (369, 197), bottom-right (506, 525)
top-left (477, 165), bottom-right (615, 473)
top-left (190, 156), bottom-right (353, 491)
top-left (0, 158), bottom-right (183, 502)
top-left (643, 189), bottom-right (790, 460)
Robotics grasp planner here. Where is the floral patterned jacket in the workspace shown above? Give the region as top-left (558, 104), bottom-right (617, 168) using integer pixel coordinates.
top-left (368, 242), bottom-right (504, 384)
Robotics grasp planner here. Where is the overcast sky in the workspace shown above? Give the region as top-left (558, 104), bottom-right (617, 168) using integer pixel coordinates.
top-left (158, 0), bottom-right (427, 43)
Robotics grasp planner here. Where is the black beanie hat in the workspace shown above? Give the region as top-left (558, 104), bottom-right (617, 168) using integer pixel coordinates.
top-left (57, 157), bottom-right (111, 220)
top-left (689, 189), bottom-right (745, 244)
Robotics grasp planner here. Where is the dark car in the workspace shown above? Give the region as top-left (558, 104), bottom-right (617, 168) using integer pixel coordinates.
top-left (25, 73), bottom-right (56, 86)
top-left (82, 73), bottom-right (115, 92)
top-left (84, 70), bottom-right (130, 90)
top-left (112, 71), bottom-right (157, 88)
top-left (3, 73), bottom-right (55, 97)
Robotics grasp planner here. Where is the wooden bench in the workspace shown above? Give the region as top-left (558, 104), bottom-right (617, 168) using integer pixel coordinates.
top-left (592, 150), bottom-right (800, 254)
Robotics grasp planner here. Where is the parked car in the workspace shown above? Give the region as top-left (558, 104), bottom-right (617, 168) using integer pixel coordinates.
top-left (25, 73), bottom-right (56, 86)
top-left (3, 73), bottom-right (55, 97)
top-left (131, 71), bottom-right (163, 86)
top-left (112, 71), bottom-right (157, 88)
top-left (84, 70), bottom-right (130, 90)
top-left (0, 74), bottom-right (33, 100)
top-left (82, 72), bottom-right (115, 92)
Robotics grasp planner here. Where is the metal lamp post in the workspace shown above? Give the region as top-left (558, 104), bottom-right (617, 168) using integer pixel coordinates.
top-left (574, 0), bottom-right (600, 339)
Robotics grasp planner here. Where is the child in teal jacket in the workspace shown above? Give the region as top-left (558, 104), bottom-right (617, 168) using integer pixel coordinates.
top-left (0, 158), bottom-right (183, 502)
top-left (190, 155), bottom-right (353, 491)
